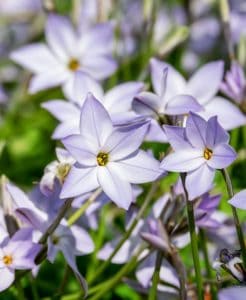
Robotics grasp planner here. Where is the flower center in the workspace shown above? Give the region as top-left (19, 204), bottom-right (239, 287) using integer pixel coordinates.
top-left (68, 58), bottom-right (80, 71)
top-left (203, 148), bottom-right (213, 160)
top-left (97, 152), bottom-right (109, 166)
top-left (3, 255), bottom-right (13, 266)
top-left (56, 163), bottom-right (71, 183)
top-left (52, 235), bottom-right (60, 245)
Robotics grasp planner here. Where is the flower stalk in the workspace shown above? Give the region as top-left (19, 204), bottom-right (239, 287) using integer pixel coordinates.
top-left (200, 229), bottom-right (217, 300)
top-left (67, 189), bottom-right (102, 226)
top-left (181, 174), bottom-right (203, 300)
top-left (148, 251), bottom-right (163, 300)
top-left (221, 168), bottom-right (246, 267)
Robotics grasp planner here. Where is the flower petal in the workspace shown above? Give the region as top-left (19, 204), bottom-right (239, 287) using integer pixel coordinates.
top-left (207, 144), bottom-right (237, 169)
top-left (63, 71), bottom-right (104, 106)
top-left (186, 164), bottom-right (215, 200)
top-left (79, 23), bottom-right (114, 56)
top-left (165, 95), bottom-right (202, 115)
top-left (132, 92), bottom-right (161, 117)
top-left (110, 150), bottom-right (161, 183)
top-left (161, 149), bottom-right (204, 172)
top-left (60, 238), bottom-right (88, 297)
top-left (97, 166), bottom-right (133, 210)
top-left (186, 112), bottom-right (207, 149)
top-left (70, 225), bottom-right (94, 254)
top-left (219, 287), bottom-right (246, 300)
top-left (205, 115), bottom-right (229, 148)
top-left (150, 58), bottom-right (186, 99)
top-left (42, 100), bottom-right (80, 122)
top-left (45, 14), bottom-right (77, 61)
top-left (80, 93), bottom-right (113, 148)
top-left (229, 190), bottom-right (246, 210)
top-left (52, 121), bottom-right (79, 140)
top-left (60, 166), bottom-right (99, 199)
top-left (0, 268), bottom-right (14, 292)
top-left (136, 252), bottom-right (155, 288)
top-left (106, 123), bottom-right (148, 160)
top-left (145, 120), bottom-right (167, 142)
top-left (82, 56), bottom-right (117, 80)
top-left (164, 125), bottom-right (191, 150)
top-left (98, 239), bottom-right (132, 264)
top-left (200, 96), bottom-right (246, 130)
top-left (62, 134), bottom-right (97, 166)
top-left (104, 81), bottom-right (144, 113)
top-left (29, 70), bottom-right (69, 94)
top-left (186, 61), bottom-right (224, 105)
top-left (10, 43), bottom-right (60, 73)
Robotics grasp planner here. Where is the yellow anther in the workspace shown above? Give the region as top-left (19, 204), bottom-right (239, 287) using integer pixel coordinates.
top-left (68, 58), bottom-right (80, 71)
top-left (203, 148), bottom-right (213, 160)
top-left (97, 152), bottom-right (109, 166)
top-left (57, 163), bottom-right (71, 183)
top-left (3, 255), bottom-right (13, 266)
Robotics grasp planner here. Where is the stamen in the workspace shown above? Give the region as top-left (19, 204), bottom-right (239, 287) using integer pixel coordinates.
top-left (68, 58), bottom-right (80, 71)
top-left (57, 163), bottom-right (71, 183)
top-left (203, 148), bottom-right (213, 160)
top-left (3, 255), bottom-right (13, 266)
top-left (97, 152), bottom-right (109, 166)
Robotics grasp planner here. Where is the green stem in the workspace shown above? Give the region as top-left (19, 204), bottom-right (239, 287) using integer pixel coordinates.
top-left (15, 280), bottom-right (26, 300)
top-left (86, 205), bottom-right (107, 279)
top-left (181, 174), bottom-right (203, 300)
top-left (148, 251), bottom-right (163, 300)
top-left (87, 182), bottom-right (159, 284)
top-left (88, 245), bottom-right (145, 300)
top-left (221, 169), bottom-right (246, 267)
top-left (67, 189), bottom-right (102, 226)
top-left (199, 229), bottom-right (217, 300)
top-left (39, 198), bottom-right (73, 244)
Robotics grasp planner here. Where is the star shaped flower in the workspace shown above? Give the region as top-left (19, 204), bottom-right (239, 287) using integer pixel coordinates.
top-left (147, 58), bottom-right (246, 130)
top-left (133, 59), bottom-right (202, 142)
top-left (10, 14), bottom-right (117, 95)
top-left (0, 229), bottom-right (41, 292)
top-left (42, 71), bottom-right (144, 139)
top-left (60, 93), bottom-right (161, 209)
top-left (161, 112), bottom-right (237, 200)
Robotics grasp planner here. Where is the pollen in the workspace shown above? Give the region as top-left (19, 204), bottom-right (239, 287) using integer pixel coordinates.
top-left (97, 152), bottom-right (109, 166)
top-left (68, 58), bottom-right (80, 71)
top-left (203, 148), bottom-right (213, 160)
top-left (3, 255), bottom-right (13, 266)
top-left (57, 163), bottom-right (71, 183)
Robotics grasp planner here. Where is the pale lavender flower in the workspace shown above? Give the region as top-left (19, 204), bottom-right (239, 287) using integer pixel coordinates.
top-left (98, 197), bottom-right (181, 294)
top-left (161, 113), bottom-right (237, 200)
top-left (220, 62), bottom-right (246, 111)
top-left (10, 14), bottom-right (117, 95)
top-left (6, 182), bottom-right (94, 292)
top-left (60, 94), bottom-right (161, 210)
top-left (42, 72), bottom-right (144, 139)
top-left (219, 286), bottom-right (246, 300)
top-left (229, 190), bottom-right (246, 209)
top-left (0, 0), bottom-right (41, 16)
top-left (133, 59), bottom-right (202, 142)
top-left (0, 229), bottom-right (41, 292)
top-left (40, 147), bottom-right (75, 196)
top-left (148, 58), bottom-right (246, 130)
top-left (196, 193), bottom-right (222, 229)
